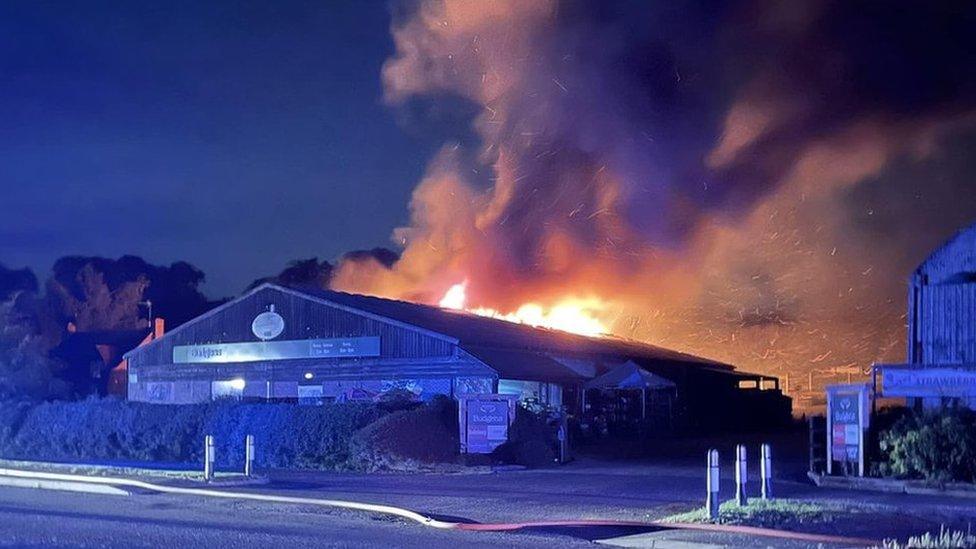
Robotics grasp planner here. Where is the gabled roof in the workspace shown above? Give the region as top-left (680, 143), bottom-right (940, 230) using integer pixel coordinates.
top-left (124, 281), bottom-right (736, 376)
top-left (287, 284), bottom-right (732, 369)
top-left (915, 222), bottom-right (976, 285)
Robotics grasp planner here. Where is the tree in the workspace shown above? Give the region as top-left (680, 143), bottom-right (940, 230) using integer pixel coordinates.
top-left (0, 264), bottom-right (38, 302)
top-left (49, 264), bottom-right (149, 331)
top-left (0, 291), bottom-right (66, 400)
top-left (50, 255), bottom-right (221, 328)
top-left (247, 258), bottom-right (334, 291)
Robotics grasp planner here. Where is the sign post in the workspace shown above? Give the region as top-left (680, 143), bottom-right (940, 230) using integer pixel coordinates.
top-left (459, 394), bottom-right (518, 454)
top-left (825, 383), bottom-right (870, 476)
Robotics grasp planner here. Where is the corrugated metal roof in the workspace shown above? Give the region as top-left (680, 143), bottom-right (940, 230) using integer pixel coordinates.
top-left (462, 346), bottom-right (590, 383)
top-left (285, 284), bottom-right (733, 370)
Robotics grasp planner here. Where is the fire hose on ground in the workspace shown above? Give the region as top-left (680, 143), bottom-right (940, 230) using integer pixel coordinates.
top-left (0, 467), bottom-right (878, 546)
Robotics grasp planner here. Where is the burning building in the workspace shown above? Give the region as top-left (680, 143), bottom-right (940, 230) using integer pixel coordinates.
top-left (123, 283), bottom-right (790, 432)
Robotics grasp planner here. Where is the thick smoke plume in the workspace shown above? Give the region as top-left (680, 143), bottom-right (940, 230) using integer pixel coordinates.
top-left (333, 0), bottom-right (976, 398)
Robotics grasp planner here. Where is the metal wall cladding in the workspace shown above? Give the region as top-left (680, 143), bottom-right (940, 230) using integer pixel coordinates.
top-left (128, 286), bottom-right (456, 368)
top-left (917, 283), bottom-right (976, 363)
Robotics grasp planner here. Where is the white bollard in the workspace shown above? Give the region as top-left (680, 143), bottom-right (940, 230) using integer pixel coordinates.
top-left (760, 443), bottom-right (773, 500)
top-left (706, 449), bottom-right (720, 519)
top-left (245, 434), bottom-right (255, 477)
top-left (735, 444), bottom-right (748, 506)
top-left (204, 435), bottom-right (215, 482)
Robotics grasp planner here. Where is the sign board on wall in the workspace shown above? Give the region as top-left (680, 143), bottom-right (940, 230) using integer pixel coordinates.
top-left (459, 394), bottom-right (518, 454)
top-left (878, 366), bottom-right (976, 398)
top-left (173, 336), bottom-right (380, 364)
top-left (825, 383), bottom-right (870, 476)
top-left (252, 310), bottom-right (285, 340)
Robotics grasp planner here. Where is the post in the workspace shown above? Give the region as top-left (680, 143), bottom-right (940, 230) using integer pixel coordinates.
top-left (735, 444), bottom-right (748, 506)
top-left (204, 435), bottom-right (215, 482)
top-left (245, 434), bottom-right (255, 477)
top-left (706, 449), bottom-right (720, 520)
top-left (760, 443), bottom-right (772, 499)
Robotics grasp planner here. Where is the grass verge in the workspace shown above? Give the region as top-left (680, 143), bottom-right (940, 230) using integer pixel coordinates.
top-left (661, 498), bottom-right (853, 530)
top-left (0, 458), bottom-right (239, 481)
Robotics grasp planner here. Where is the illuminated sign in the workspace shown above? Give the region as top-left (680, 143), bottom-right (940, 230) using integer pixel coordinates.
top-left (173, 337), bottom-right (380, 364)
top-left (880, 367), bottom-right (976, 398)
top-left (825, 383), bottom-right (870, 476)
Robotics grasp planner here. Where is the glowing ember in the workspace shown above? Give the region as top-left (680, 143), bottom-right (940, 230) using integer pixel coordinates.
top-left (438, 281), bottom-right (608, 337)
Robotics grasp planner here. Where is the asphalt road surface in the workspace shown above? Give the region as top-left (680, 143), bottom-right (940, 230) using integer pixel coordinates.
top-left (0, 486), bottom-right (597, 548)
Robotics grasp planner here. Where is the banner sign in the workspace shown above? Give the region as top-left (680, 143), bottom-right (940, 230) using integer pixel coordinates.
top-left (173, 336), bottom-right (380, 364)
top-left (459, 394), bottom-right (518, 454)
top-left (879, 366), bottom-right (976, 398)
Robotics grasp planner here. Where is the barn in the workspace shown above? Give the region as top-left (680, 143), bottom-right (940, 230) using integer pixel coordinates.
top-left (121, 283), bottom-right (790, 431)
top-left (876, 222), bottom-right (976, 409)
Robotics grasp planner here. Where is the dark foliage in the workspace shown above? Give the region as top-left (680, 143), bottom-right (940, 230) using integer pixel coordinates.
top-left (247, 258), bottom-right (333, 292)
top-left (51, 255), bottom-right (220, 328)
top-left (0, 265), bottom-right (38, 302)
top-left (348, 395), bottom-right (460, 471)
top-left (492, 406), bottom-right (555, 467)
top-left (876, 407), bottom-right (976, 484)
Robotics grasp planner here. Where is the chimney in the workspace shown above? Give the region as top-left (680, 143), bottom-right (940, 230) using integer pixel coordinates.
top-left (154, 317), bottom-right (165, 339)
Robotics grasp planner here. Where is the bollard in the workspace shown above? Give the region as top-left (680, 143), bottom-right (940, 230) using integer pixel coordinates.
top-left (734, 444), bottom-right (748, 506)
top-left (706, 449), bottom-right (720, 519)
top-left (204, 435), bottom-right (215, 482)
top-left (245, 434), bottom-right (255, 477)
top-left (760, 443), bottom-right (773, 499)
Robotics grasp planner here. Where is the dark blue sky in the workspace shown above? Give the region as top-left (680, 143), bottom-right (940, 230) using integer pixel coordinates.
top-left (0, 1), bottom-right (434, 296)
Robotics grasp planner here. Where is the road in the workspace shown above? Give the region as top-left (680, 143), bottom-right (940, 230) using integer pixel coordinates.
top-left (0, 486), bottom-right (594, 548)
top-left (4, 453), bottom-right (976, 547)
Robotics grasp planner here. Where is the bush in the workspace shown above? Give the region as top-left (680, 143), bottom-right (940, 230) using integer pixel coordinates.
top-left (877, 407), bottom-right (976, 483)
top-left (0, 397), bottom-right (386, 470)
top-left (492, 406), bottom-right (554, 467)
top-left (348, 395), bottom-right (459, 471)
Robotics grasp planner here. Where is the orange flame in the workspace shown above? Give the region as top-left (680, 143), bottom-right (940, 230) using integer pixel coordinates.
top-left (438, 281), bottom-right (608, 337)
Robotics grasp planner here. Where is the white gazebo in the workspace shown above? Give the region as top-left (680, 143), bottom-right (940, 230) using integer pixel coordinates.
top-left (584, 361), bottom-right (676, 420)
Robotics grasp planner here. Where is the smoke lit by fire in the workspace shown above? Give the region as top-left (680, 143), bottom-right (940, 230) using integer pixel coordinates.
top-left (332, 0), bottom-right (976, 405)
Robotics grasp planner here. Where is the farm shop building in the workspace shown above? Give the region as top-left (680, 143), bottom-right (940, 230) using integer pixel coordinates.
top-left (123, 284), bottom-right (790, 431)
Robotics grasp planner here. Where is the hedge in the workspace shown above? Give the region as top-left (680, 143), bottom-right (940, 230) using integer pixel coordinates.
top-left (348, 395), bottom-right (460, 471)
top-left (876, 407), bottom-right (976, 484)
top-left (0, 397), bottom-right (386, 470)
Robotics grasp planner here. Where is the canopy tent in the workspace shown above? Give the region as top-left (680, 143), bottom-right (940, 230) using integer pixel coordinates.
top-left (585, 361), bottom-right (676, 391)
top-left (584, 361), bottom-right (676, 420)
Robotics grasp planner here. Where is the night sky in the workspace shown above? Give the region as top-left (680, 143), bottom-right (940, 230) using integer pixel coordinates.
top-left (1, 1), bottom-right (435, 296)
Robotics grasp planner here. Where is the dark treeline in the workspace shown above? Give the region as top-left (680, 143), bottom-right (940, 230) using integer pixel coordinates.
top-left (0, 249), bottom-right (398, 400)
